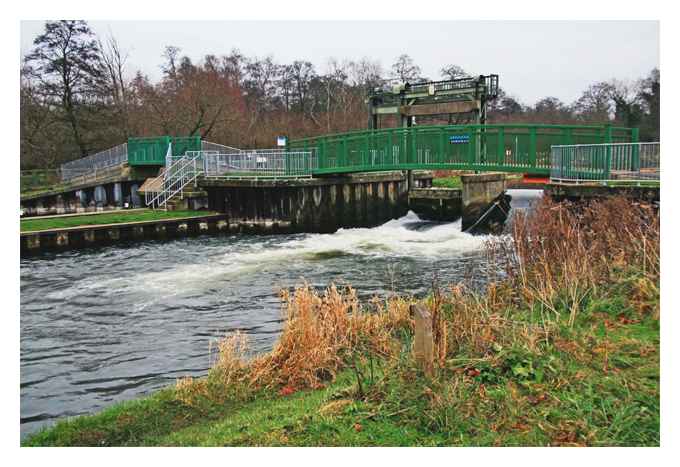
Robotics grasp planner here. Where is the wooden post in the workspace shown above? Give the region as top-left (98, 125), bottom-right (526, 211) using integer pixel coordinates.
top-left (411, 304), bottom-right (434, 377)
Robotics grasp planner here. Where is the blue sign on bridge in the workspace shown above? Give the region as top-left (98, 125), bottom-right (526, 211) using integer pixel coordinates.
top-left (449, 134), bottom-right (470, 144)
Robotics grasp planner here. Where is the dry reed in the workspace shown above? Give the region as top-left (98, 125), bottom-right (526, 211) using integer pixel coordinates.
top-left (176, 196), bottom-right (659, 401)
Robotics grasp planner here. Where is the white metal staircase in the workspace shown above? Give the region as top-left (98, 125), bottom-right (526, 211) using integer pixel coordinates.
top-left (144, 144), bottom-right (204, 210)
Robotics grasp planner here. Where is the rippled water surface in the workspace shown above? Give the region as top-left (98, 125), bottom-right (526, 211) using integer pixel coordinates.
top-left (20, 189), bottom-right (542, 438)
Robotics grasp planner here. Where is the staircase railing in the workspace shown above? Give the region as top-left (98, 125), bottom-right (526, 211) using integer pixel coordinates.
top-left (145, 145), bottom-right (204, 210)
top-left (144, 143), bottom-right (173, 208)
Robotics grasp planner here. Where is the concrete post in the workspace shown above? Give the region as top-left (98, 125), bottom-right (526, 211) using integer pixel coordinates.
top-left (113, 182), bottom-right (123, 206)
top-left (55, 195), bottom-right (65, 214)
top-left (94, 185), bottom-right (107, 207)
top-left (132, 226), bottom-right (145, 239)
top-left (108, 228), bottom-right (120, 241)
top-left (155, 224), bottom-right (166, 238)
top-left (130, 184), bottom-right (141, 207)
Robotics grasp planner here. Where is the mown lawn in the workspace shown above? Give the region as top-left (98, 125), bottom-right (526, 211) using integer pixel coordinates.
top-left (20, 210), bottom-right (218, 232)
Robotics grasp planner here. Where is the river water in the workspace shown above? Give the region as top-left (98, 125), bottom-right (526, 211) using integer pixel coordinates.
top-left (20, 189), bottom-right (541, 438)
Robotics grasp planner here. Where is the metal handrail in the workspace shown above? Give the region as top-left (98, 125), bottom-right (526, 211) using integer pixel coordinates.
top-left (144, 143), bottom-right (173, 208)
top-left (153, 158), bottom-right (199, 209)
top-left (550, 142), bottom-right (659, 184)
top-left (287, 123), bottom-right (637, 176)
top-left (201, 149), bottom-right (316, 179)
top-left (61, 143), bottom-right (128, 181)
top-left (146, 143), bottom-right (176, 208)
top-left (201, 140), bottom-right (242, 153)
top-left (146, 145), bottom-right (206, 209)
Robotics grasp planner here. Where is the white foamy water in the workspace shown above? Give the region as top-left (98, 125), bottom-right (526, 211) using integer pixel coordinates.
top-left (47, 211), bottom-right (491, 299)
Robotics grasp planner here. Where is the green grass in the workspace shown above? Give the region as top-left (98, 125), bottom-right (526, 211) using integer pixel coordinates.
top-left (23, 268), bottom-right (659, 447)
top-left (604, 180), bottom-right (660, 188)
top-left (432, 176), bottom-right (462, 189)
top-left (20, 210), bottom-right (218, 232)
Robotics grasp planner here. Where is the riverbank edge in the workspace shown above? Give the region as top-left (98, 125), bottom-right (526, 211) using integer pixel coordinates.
top-left (23, 263), bottom-right (659, 447)
top-left (20, 209), bottom-right (217, 232)
top-left (20, 212), bottom-right (235, 255)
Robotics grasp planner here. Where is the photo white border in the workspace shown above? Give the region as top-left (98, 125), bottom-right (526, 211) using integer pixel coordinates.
top-left (2, 1), bottom-right (674, 465)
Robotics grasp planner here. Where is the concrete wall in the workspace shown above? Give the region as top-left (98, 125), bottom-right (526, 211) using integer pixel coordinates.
top-left (201, 172), bottom-right (432, 234)
top-left (546, 183), bottom-right (660, 202)
top-left (20, 214), bottom-right (230, 255)
top-left (460, 173), bottom-right (508, 231)
top-left (408, 188), bottom-right (462, 221)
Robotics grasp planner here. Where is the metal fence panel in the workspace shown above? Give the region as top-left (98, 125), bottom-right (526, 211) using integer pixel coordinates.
top-left (202, 149), bottom-right (317, 178)
top-left (550, 142), bottom-right (659, 184)
top-left (61, 143), bottom-right (128, 181)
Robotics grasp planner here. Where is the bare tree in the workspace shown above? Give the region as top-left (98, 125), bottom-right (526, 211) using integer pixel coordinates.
top-left (572, 82), bottom-right (614, 122)
top-left (608, 79), bottom-right (644, 128)
top-left (161, 45), bottom-right (181, 81)
top-left (24, 20), bottom-right (107, 157)
top-left (440, 64), bottom-right (470, 80)
top-left (100, 34), bottom-right (131, 138)
top-left (390, 54), bottom-right (422, 83)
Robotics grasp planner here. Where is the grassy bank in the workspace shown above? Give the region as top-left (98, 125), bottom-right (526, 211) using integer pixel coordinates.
top-left (20, 210), bottom-right (218, 232)
top-left (432, 176), bottom-right (462, 189)
top-left (24, 197), bottom-right (660, 447)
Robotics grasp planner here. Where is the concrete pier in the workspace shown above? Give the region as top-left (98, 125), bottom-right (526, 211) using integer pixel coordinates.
top-left (408, 188), bottom-right (462, 221)
top-left (460, 173), bottom-right (508, 232)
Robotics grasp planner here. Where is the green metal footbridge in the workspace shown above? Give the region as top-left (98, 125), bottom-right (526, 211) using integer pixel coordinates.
top-left (61, 123), bottom-right (637, 179)
top-left (286, 123), bottom-right (637, 176)
top-left (57, 123), bottom-right (653, 210)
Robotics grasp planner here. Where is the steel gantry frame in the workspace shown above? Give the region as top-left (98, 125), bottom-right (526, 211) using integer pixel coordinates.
top-left (367, 75), bottom-right (500, 129)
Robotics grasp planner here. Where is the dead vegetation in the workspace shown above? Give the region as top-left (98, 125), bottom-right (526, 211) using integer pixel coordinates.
top-left (175, 195), bottom-right (660, 434)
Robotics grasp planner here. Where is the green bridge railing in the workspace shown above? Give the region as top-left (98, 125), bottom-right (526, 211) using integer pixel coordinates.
top-left (58, 124), bottom-right (639, 183)
top-left (550, 142), bottom-right (659, 184)
top-left (288, 124), bottom-right (637, 176)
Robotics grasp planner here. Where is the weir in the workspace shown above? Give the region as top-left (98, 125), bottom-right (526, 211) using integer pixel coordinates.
top-left (21, 74), bottom-right (647, 226)
top-left (200, 172), bottom-right (438, 234)
top-left (21, 172), bottom-right (512, 254)
top-left (20, 75), bottom-right (653, 242)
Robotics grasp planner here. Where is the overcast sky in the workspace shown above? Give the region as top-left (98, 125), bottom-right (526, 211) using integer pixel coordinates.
top-left (20, 20), bottom-right (658, 105)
